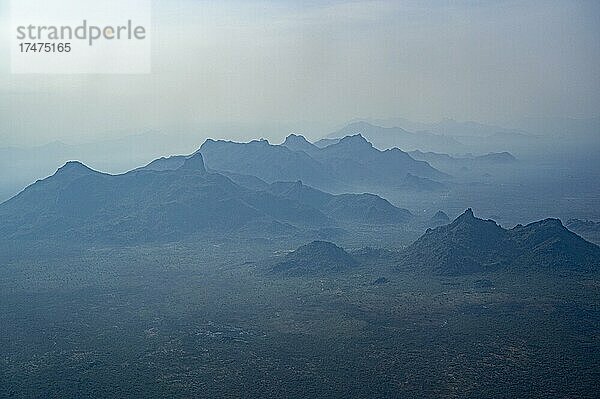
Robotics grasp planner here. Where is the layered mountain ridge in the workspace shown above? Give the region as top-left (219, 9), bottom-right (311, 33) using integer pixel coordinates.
top-left (0, 151), bottom-right (414, 243)
top-left (202, 133), bottom-right (447, 192)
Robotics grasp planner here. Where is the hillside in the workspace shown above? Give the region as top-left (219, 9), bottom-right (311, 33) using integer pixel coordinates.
top-left (200, 134), bottom-right (445, 193)
top-left (0, 153), bottom-right (419, 243)
top-left (267, 181), bottom-right (413, 224)
top-left (0, 154), bottom-right (332, 242)
top-left (272, 241), bottom-right (358, 275)
top-left (199, 139), bottom-right (340, 191)
top-left (400, 209), bottom-right (600, 275)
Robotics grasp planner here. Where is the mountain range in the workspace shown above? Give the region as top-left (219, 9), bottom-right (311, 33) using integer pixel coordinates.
top-left (278, 209), bottom-right (600, 277)
top-left (267, 181), bottom-right (413, 224)
top-left (3, 115), bottom-right (597, 202)
top-left (0, 152), bottom-right (415, 243)
top-left (2, 147), bottom-right (597, 275)
top-left (354, 117), bottom-right (530, 138)
top-left (323, 120), bottom-right (579, 157)
top-left (326, 121), bottom-right (464, 153)
top-left (2, 128), bottom-right (598, 276)
top-left (406, 150), bottom-right (518, 176)
top-left (200, 133), bottom-right (446, 193)
top-left (401, 209), bottom-right (600, 275)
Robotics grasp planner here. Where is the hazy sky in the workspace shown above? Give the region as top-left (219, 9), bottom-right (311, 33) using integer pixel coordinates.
top-left (0, 0), bottom-right (599, 146)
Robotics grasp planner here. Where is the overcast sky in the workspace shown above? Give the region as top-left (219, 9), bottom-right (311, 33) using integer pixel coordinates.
top-left (0, 0), bottom-right (599, 146)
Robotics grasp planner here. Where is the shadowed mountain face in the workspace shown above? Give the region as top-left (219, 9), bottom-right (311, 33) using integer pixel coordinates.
top-left (407, 150), bottom-right (517, 176)
top-left (311, 134), bottom-right (446, 182)
top-left (270, 211), bottom-right (600, 278)
top-left (272, 240), bottom-right (358, 275)
top-left (137, 154), bottom-right (273, 191)
top-left (282, 134), bottom-right (320, 155)
top-left (402, 209), bottom-right (515, 275)
top-left (203, 134), bottom-right (445, 193)
top-left (0, 153), bottom-right (415, 243)
top-left (328, 121), bottom-right (463, 153)
top-left (401, 209), bottom-right (600, 275)
top-left (0, 153), bottom-right (324, 242)
top-left (267, 181), bottom-right (413, 224)
top-left (200, 138), bottom-right (341, 191)
top-left (510, 219), bottom-right (600, 269)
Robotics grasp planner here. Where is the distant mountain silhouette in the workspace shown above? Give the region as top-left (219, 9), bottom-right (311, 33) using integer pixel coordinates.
top-left (0, 155), bottom-right (337, 242)
top-left (409, 150), bottom-right (517, 165)
top-left (313, 138), bottom-right (340, 148)
top-left (52, 160), bottom-right (101, 180)
top-left (401, 209), bottom-right (600, 275)
top-left (309, 134), bottom-right (447, 191)
top-left (401, 174), bottom-right (446, 191)
top-left (418, 118), bottom-right (527, 138)
top-left (200, 134), bottom-right (445, 193)
top-left (476, 152), bottom-right (517, 163)
top-left (199, 138), bottom-right (343, 191)
top-left (272, 241), bottom-right (358, 275)
top-left (328, 121), bottom-right (463, 153)
top-left (282, 134), bottom-right (320, 155)
top-left (314, 134), bottom-right (445, 180)
top-left (357, 117), bottom-right (530, 138)
top-left (267, 181), bottom-right (413, 224)
top-left (0, 152), bottom-right (419, 243)
top-left (136, 155), bottom-right (187, 171)
top-left (137, 154), bottom-right (272, 191)
top-left (408, 150), bottom-right (517, 176)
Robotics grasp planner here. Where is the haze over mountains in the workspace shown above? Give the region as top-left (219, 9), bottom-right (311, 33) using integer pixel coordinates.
top-left (1, 114), bottom-right (598, 253)
top-left (352, 116), bottom-right (600, 142)
top-left (325, 117), bottom-right (599, 158)
top-left (2, 115), bottom-right (597, 203)
top-left (202, 133), bottom-right (445, 193)
top-left (3, 1), bottom-right (599, 395)
top-left (129, 132), bottom-right (448, 193)
top-left (355, 117), bottom-right (533, 141)
top-left (327, 121), bottom-right (463, 153)
top-left (2, 120), bottom-right (599, 242)
top-left (0, 150), bottom-right (418, 243)
top-left (269, 210), bottom-right (600, 278)
top-left (0, 132), bottom-right (203, 203)
top-left (1, 137), bottom-right (597, 277)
